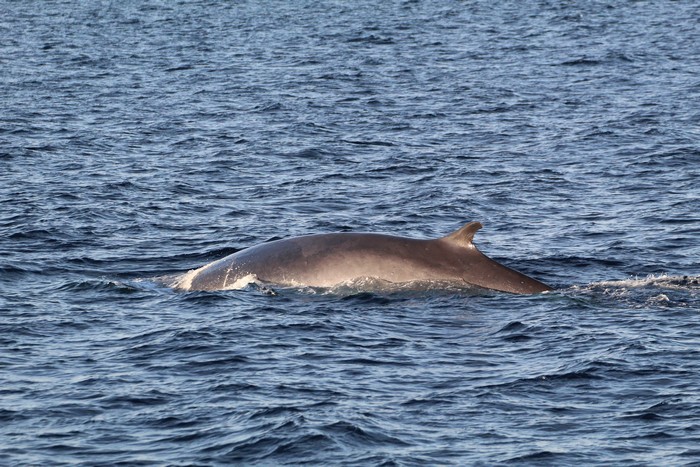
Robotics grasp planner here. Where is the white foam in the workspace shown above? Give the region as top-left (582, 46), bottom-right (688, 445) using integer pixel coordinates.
top-left (167, 265), bottom-right (207, 291)
top-left (568, 274), bottom-right (699, 307)
top-left (582, 274), bottom-right (700, 291)
top-left (167, 264), bottom-right (261, 292)
top-left (221, 273), bottom-right (261, 290)
top-left (323, 277), bottom-right (484, 296)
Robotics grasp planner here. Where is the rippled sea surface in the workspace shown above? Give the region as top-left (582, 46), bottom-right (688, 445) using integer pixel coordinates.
top-left (3, 1), bottom-right (700, 465)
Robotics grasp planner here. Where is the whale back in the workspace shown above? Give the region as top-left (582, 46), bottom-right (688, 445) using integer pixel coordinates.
top-left (437, 222), bottom-right (551, 294)
top-left (181, 222), bottom-right (551, 294)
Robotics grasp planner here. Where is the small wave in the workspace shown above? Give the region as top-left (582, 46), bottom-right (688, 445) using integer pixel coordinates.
top-left (341, 139), bottom-right (395, 147)
top-left (0, 264), bottom-right (40, 277)
top-left (319, 420), bottom-right (412, 447)
top-left (54, 278), bottom-right (141, 293)
top-left (505, 450), bottom-right (579, 463)
top-left (346, 34), bottom-right (395, 45)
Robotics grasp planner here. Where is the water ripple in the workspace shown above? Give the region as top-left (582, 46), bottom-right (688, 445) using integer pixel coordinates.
top-left (2, 0), bottom-right (700, 465)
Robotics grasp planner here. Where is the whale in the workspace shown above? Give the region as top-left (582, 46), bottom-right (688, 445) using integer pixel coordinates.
top-left (174, 221), bottom-right (552, 294)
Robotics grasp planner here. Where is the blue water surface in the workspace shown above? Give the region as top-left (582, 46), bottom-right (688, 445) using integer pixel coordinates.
top-left (2, 1), bottom-right (700, 465)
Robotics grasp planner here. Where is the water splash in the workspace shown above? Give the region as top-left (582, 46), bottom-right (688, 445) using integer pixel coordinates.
top-left (571, 274), bottom-right (700, 308)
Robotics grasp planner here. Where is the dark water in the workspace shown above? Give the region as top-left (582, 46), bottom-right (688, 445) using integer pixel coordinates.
top-left (2, 1), bottom-right (700, 464)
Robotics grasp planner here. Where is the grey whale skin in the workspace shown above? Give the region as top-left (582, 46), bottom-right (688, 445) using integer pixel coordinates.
top-left (183, 222), bottom-right (551, 294)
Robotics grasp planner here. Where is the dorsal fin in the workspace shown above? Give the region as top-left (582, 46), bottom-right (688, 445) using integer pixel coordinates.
top-left (442, 221), bottom-right (483, 247)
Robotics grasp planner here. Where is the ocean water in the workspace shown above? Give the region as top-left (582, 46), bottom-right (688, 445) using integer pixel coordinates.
top-left (2, 1), bottom-right (700, 465)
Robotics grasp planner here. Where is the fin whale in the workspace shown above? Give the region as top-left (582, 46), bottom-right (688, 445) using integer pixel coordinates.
top-left (176, 222), bottom-right (551, 294)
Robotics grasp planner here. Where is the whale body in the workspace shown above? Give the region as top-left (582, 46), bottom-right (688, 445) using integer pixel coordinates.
top-left (175, 221), bottom-right (551, 294)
